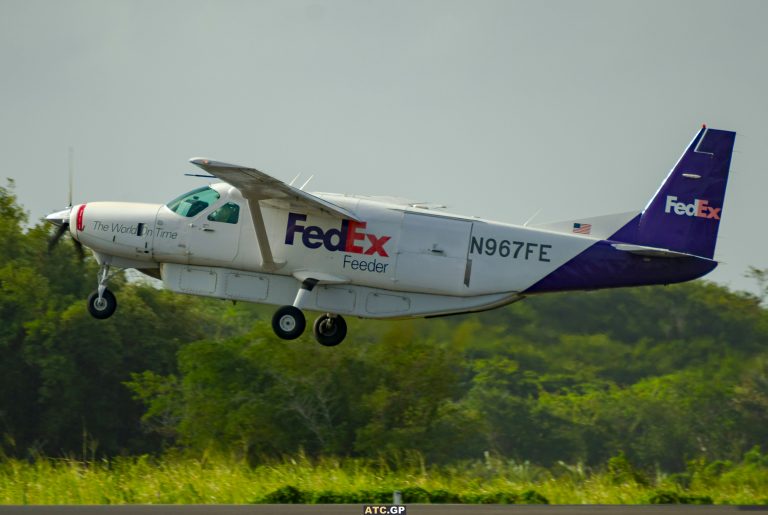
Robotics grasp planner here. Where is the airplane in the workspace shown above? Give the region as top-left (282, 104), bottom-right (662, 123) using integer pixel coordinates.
top-left (46, 126), bottom-right (735, 346)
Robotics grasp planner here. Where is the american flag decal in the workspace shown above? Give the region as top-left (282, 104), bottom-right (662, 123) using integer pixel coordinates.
top-left (573, 223), bottom-right (592, 235)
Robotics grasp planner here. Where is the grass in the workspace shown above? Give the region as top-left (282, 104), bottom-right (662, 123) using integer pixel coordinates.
top-left (0, 453), bottom-right (766, 504)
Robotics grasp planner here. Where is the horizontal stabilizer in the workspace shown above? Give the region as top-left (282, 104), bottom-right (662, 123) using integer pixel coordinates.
top-left (611, 243), bottom-right (715, 260)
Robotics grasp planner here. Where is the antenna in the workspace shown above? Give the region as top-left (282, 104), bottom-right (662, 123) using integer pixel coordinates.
top-left (523, 208), bottom-right (542, 227)
top-left (299, 175), bottom-right (314, 191)
top-left (288, 173), bottom-right (301, 187)
top-left (68, 146), bottom-right (74, 207)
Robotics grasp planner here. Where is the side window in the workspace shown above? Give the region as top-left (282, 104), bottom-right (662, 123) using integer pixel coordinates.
top-left (207, 202), bottom-right (240, 224)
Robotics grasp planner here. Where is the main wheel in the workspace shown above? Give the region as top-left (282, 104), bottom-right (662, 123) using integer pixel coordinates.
top-left (87, 289), bottom-right (117, 319)
top-left (272, 306), bottom-right (306, 340)
top-left (313, 314), bottom-right (347, 347)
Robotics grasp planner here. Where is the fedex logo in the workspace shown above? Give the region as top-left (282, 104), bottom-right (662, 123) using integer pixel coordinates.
top-left (664, 195), bottom-right (721, 220)
top-left (285, 213), bottom-right (391, 257)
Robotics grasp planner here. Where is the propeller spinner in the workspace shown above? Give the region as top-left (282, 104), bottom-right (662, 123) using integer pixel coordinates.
top-left (46, 207), bottom-right (85, 259)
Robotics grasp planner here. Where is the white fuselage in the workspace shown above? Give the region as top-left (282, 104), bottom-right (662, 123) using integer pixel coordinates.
top-left (68, 182), bottom-right (612, 319)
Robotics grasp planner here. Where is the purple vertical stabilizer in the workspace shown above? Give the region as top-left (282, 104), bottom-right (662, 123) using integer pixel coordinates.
top-left (628, 126), bottom-right (736, 259)
top-left (526, 126), bottom-right (734, 295)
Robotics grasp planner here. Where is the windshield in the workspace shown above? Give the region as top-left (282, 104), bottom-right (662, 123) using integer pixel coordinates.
top-left (166, 186), bottom-right (221, 217)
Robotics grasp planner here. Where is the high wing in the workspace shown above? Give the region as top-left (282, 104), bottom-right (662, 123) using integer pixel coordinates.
top-left (190, 158), bottom-right (360, 271)
top-left (189, 158), bottom-right (360, 221)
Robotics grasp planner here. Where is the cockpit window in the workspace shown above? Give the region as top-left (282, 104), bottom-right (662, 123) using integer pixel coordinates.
top-left (207, 202), bottom-right (240, 224)
top-left (166, 186), bottom-right (221, 217)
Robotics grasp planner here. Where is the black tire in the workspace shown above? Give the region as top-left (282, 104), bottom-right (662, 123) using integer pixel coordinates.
top-left (87, 289), bottom-right (117, 319)
top-left (312, 314), bottom-right (347, 347)
top-left (272, 305), bottom-right (306, 340)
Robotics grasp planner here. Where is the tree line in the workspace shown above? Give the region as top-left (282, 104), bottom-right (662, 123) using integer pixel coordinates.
top-left (1, 181), bottom-right (767, 471)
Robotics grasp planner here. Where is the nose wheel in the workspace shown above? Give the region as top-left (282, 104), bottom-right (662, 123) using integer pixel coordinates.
top-left (87, 289), bottom-right (117, 319)
top-left (87, 264), bottom-right (118, 319)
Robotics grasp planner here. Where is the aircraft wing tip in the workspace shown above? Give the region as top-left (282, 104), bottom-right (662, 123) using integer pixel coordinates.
top-left (189, 157), bottom-right (241, 169)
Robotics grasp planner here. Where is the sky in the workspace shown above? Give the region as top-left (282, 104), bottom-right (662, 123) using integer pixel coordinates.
top-left (1, 0), bottom-right (766, 294)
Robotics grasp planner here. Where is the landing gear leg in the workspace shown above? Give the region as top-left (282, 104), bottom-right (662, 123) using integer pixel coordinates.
top-left (271, 279), bottom-right (317, 340)
top-left (313, 313), bottom-right (347, 347)
top-left (87, 264), bottom-right (117, 319)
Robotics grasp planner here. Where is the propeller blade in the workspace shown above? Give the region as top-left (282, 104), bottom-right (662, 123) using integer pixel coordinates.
top-left (73, 238), bottom-right (85, 261)
top-left (68, 147), bottom-right (74, 208)
top-left (48, 222), bottom-right (69, 252)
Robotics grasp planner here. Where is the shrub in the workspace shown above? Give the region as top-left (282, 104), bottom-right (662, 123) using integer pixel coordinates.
top-left (648, 491), bottom-right (713, 504)
top-left (459, 490), bottom-right (548, 504)
top-left (519, 489), bottom-right (549, 504)
top-left (607, 451), bottom-right (648, 485)
top-left (427, 489), bottom-right (461, 503)
top-left (400, 487), bottom-right (430, 503)
top-left (262, 485), bottom-right (307, 503)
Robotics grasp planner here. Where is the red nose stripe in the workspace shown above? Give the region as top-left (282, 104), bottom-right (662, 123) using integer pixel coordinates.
top-left (76, 204), bottom-right (86, 232)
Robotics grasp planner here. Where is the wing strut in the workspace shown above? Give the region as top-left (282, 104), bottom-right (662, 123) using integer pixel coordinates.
top-left (188, 157), bottom-right (361, 272)
top-left (249, 199), bottom-right (284, 271)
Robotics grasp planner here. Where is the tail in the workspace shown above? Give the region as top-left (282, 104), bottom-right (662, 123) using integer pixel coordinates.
top-left (613, 125), bottom-right (736, 259)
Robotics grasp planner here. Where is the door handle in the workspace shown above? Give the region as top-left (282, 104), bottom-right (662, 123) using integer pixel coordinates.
top-left (202, 227), bottom-right (215, 232)
top-left (429, 245), bottom-right (445, 255)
